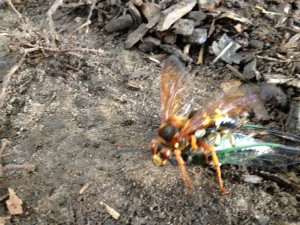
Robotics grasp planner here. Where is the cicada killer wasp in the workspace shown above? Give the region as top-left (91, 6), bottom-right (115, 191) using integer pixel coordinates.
top-left (150, 55), bottom-right (260, 194)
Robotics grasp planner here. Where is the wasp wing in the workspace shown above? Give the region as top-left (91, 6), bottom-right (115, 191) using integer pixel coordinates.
top-left (181, 89), bottom-right (259, 135)
top-left (161, 56), bottom-right (194, 123)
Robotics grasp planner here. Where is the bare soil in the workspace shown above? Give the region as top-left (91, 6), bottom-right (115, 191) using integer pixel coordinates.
top-left (0, 1), bottom-right (299, 225)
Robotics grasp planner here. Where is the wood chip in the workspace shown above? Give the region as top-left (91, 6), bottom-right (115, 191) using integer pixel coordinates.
top-left (125, 14), bottom-right (160, 49)
top-left (0, 216), bottom-right (11, 225)
top-left (125, 23), bottom-right (149, 49)
top-left (100, 201), bottom-right (120, 220)
top-left (159, 44), bottom-right (193, 63)
top-left (216, 11), bottom-right (253, 24)
top-left (157, 0), bottom-right (196, 31)
top-left (79, 182), bottom-right (92, 194)
top-left (6, 188), bottom-right (23, 215)
top-left (104, 14), bottom-right (133, 34)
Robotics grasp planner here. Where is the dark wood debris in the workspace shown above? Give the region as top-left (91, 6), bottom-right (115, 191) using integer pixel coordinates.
top-left (5, 0), bottom-right (300, 115)
top-left (81, 0), bottom-right (298, 93)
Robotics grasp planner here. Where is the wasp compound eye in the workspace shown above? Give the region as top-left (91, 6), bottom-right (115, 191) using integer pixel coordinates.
top-left (158, 124), bottom-right (178, 142)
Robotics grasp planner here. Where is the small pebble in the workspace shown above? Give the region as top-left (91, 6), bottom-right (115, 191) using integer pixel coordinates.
top-left (249, 39), bottom-right (264, 49)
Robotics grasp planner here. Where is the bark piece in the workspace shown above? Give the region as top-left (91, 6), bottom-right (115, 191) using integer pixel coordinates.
top-left (188, 28), bottom-right (207, 44)
top-left (159, 44), bottom-right (193, 63)
top-left (128, 1), bottom-right (142, 24)
top-left (104, 14), bottom-right (133, 33)
top-left (125, 24), bottom-right (149, 49)
top-left (125, 15), bottom-right (160, 49)
top-left (286, 102), bottom-right (300, 133)
top-left (186, 11), bottom-right (207, 26)
top-left (243, 59), bottom-right (258, 80)
top-left (157, 0), bottom-right (197, 31)
top-left (212, 33), bottom-right (242, 64)
top-left (139, 3), bottom-right (161, 22)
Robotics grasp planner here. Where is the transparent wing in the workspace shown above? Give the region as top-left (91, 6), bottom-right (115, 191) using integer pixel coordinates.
top-left (187, 133), bottom-right (300, 168)
top-left (161, 55), bottom-right (194, 123)
top-left (215, 133), bottom-right (300, 168)
top-left (242, 124), bottom-right (300, 143)
top-left (181, 89), bottom-right (259, 135)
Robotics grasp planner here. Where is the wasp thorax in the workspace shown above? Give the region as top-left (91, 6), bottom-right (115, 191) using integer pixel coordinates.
top-left (158, 123), bottom-right (179, 142)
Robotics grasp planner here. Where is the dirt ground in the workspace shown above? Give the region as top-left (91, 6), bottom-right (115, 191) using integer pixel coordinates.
top-left (0, 1), bottom-right (299, 225)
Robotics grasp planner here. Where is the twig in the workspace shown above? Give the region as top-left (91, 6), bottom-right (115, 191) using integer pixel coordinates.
top-left (86, 0), bottom-right (97, 24)
top-left (255, 5), bottom-right (300, 20)
top-left (256, 55), bottom-right (299, 63)
top-left (212, 41), bottom-right (234, 64)
top-left (40, 0), bottom-right (64, 30)
top-left (197, 44), bottom-right (205, 65)
top-left (79, 182), bottom-right (92, 194)
top-left (2, 164), bottom-right (35, 172)
top-left (226, 64), bottom-right (247, 81)
top-left (0, 139), bottom-right (9, 157)
top-left (100, 202), bottom-right (120, 220)
top-left (5, 0), bottom-right (27, 24)
top-left (72, 20), bottom-right (91, 34)
top-left (0, 47), bottom-right (38, 109)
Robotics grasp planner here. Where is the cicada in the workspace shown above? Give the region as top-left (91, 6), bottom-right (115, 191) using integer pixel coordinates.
top-left (149, 55), bottom-right (299, 194)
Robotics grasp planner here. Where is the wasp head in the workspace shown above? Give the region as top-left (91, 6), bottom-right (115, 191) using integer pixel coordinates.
top-left (150, 139), bottom-right (171, 166)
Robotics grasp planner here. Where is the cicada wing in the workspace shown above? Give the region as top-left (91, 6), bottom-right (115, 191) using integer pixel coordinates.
top-left (161, 56), bottom-right (194, 123)
top-left (242, 124), bottom-right (300, 143)
top-left (215, 133), bottom-right (300, 168)
top-left (181, 89), bottom-right (259, 135)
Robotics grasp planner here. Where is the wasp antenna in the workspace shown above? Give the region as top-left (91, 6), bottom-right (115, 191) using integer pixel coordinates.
top-left (115, 149), bottom-right (149, 154)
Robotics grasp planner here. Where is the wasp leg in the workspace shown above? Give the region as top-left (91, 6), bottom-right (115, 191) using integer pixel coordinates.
top-left (174, 149), bottom-right (192, 187)
top-left (197, 141), bottom-right (228, 195)
top-left (190, 135), bottom-right (209, 164)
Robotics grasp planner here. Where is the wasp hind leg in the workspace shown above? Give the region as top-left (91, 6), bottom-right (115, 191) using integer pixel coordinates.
top-left (197, 141), bottom-right (229, 195)
top-left (190, 135), bottom-right (209, 164)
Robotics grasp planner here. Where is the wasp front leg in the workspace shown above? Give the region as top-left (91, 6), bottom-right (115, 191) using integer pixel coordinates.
top-left (174, 148), bottom-right (192, 188)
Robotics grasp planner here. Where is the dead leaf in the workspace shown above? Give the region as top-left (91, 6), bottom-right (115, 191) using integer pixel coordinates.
top-left (6, 188), bottom-right (23, 215)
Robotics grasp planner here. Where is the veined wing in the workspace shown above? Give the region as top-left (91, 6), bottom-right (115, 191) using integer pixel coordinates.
top-left (161, 56), bottom-right (194, 123)
top-left (185, 133), bottom-right (300, 168)
top-left (181, 89), bottom-right (259, 135)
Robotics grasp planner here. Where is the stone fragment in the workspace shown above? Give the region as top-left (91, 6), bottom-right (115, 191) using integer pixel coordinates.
top-left (173, 19), bottom-right (194, 36)
top-left (249, 39), bottom-right (264, 49)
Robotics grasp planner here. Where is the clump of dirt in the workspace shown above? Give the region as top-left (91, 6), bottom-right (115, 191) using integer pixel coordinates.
top-left (0, 1), bottom-right (299, 225)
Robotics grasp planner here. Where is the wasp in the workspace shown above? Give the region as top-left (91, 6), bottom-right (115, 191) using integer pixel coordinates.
top-left (150, 55), bottom-right (260, 194)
